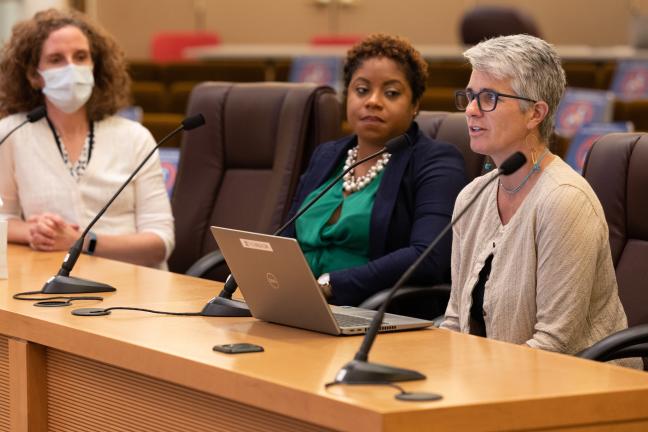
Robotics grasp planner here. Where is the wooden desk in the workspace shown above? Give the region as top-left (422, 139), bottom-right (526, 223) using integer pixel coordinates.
top-left (1, 245), bottom-right (648, 431)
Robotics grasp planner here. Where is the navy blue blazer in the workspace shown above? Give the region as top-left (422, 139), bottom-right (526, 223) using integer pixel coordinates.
top-left (284, 122), bottom-right (467, 306)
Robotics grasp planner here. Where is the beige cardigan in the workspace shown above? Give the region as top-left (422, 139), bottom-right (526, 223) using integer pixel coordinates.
top-left (441, 157), bottom-right (641, 368)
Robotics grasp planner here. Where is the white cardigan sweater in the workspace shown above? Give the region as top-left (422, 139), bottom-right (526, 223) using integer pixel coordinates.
top-left (441, 157), bottom-right (641, 369)
top-left (0, 113), bottom-right (174, 266)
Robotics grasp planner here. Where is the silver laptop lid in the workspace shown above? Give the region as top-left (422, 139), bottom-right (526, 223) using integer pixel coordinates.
top-left (211, 226), bottom-right (433, 336)
top-left (211, 226), bottom-right (343, 335)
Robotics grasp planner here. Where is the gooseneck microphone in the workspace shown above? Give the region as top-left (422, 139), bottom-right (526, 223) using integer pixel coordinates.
top-left (0, 106), bottom-right (47, 147)
top-left (200, 133), bottom-right (413, 317)
top-left (40, 114), bottom-right (206, 294)
top-left (333, 151), bottom-right (527, 386)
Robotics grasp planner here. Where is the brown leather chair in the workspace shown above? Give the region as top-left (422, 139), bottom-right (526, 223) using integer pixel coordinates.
top-left (416, 111), bottom-right (484, 181)
top-left (168, 82), bottom-right (342, 280)
top-left (460, 6), bottom-right (541, 46)
top-left (577, 133), bottom-right (648, 367)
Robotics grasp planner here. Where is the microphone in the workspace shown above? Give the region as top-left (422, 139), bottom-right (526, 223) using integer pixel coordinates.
top-left (201, 133), bottom-right (413, 317)
top-left (0, 106), bottom-right (47, 147)
top-left (333, 151), bottom-right (527, 385)
top-left (41, 114), bottom-right (206, 294)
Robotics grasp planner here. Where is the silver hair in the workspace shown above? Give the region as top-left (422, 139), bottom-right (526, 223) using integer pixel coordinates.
top-left (463, 34), bottom-right (566, 143)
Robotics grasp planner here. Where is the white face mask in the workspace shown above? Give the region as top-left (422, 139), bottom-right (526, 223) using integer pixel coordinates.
top-left (39, 64), bottom-right (94, 113)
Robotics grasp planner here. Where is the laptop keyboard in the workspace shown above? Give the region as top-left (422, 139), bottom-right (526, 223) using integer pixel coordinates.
top-left (333, 313), bottom-right (373, 328)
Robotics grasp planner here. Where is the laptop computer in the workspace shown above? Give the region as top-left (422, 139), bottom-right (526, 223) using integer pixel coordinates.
top-left (210, 226), bottom-right (433, 335)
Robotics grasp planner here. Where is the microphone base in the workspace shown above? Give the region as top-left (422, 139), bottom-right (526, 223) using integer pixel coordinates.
top-left (42, 275), bottom-right (116, 294)
top-left (335, 359), bottom-right (426, 384)
top-left (200, 296), bottom-right (252, 317)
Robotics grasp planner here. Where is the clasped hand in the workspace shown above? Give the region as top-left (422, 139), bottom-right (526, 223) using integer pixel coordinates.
top-left (27, 213), bottom-right (80, 251)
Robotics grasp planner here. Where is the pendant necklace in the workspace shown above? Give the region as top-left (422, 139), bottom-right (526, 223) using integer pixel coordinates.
top-left (499, 149), bottom-right (549, 195)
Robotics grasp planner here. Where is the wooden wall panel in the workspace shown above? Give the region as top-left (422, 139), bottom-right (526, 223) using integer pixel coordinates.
top-left (8, 338), bottom-right (48, 432)
top-left (46, 349), bottom-right (336, 432)
top-left (90, 0), bottom-right (637, 60)
top-left (0, 336), bottom-right (9, 432)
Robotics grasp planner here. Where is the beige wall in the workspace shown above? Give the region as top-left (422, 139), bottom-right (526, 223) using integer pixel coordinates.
top-left (91, 0), bottom-right (637, 60)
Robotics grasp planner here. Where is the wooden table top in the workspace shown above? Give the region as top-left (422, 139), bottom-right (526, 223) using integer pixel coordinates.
top-left (2, 244), bottom-right (648, 431)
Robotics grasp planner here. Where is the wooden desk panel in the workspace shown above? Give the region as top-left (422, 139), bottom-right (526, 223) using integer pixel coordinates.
top-left (0, 336), bottom-right (8, 432)
top-left (1, 245), bottom-right (648, 431)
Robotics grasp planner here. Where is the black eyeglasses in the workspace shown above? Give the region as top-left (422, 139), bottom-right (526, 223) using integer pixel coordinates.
top-left (455, 89), bottom-right (537, 112)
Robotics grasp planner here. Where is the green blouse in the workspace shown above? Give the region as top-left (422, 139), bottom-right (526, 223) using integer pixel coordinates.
top-left (295, 163), bottom-right (386, 277)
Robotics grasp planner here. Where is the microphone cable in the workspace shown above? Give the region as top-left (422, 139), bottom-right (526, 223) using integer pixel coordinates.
top-left (13, 291), bottom-right (103, 307)
top-left (71, 306), bottom-right (204, 317)
top-left (13, 291), bottom-right (203, 315)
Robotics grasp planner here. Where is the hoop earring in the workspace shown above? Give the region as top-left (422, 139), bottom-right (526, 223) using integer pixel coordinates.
top-left (524, 133), bottom-right (542, 165)
top-left (524, 132), bottom-right (541, 149)
top-left (531, 147), bottom-right (538, 166)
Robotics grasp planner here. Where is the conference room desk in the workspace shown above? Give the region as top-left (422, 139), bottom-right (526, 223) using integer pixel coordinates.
top-left (1, 245), bottom-right (648, 431)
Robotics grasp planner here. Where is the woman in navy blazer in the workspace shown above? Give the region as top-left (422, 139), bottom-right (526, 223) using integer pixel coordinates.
top-left (284, 35), bottom-right (466, 307)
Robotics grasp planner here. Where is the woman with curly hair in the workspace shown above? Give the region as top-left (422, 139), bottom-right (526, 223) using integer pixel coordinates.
top-left (284, 34), bottom-right (466, 307)
top-left (0, 9), bottom-right (173, 268)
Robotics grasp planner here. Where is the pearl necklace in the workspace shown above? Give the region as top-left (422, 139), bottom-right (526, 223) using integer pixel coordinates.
top-left (342, 147), bottom-right (391, 193)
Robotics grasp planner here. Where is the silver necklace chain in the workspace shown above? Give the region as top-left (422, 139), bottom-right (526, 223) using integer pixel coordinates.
top-left (499, 149), bottom-right (549, 195)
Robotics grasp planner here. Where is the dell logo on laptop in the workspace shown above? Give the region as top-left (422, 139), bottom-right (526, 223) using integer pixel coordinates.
top-left (266, 272), bottom-right (280, 289)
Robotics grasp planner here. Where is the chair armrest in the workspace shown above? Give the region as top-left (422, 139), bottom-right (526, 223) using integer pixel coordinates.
top-left (185, 250), bottom-right (226, 278)
top-left (603, 343), bottom-right (648, 363)
top-left (358, 284), bottom-right (451, 310)
top-left (576, 323), bottom-right (648, 361)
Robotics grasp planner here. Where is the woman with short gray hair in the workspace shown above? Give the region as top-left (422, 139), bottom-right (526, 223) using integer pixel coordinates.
top-left (440, 34), bottom-right (640, 368)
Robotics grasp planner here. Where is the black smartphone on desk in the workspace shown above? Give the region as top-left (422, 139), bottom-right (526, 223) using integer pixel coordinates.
top-left (213, 343), bottom-right (264, 354)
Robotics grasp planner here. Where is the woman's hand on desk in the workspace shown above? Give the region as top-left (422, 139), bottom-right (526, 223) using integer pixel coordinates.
top-left (27, 213), bottom-right (79, 251)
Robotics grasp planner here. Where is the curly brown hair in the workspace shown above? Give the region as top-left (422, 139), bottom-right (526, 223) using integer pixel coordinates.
top-left (0, 8), bottom-right (131, 121)
top-left (343, 34), bottom-right (428, 105)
